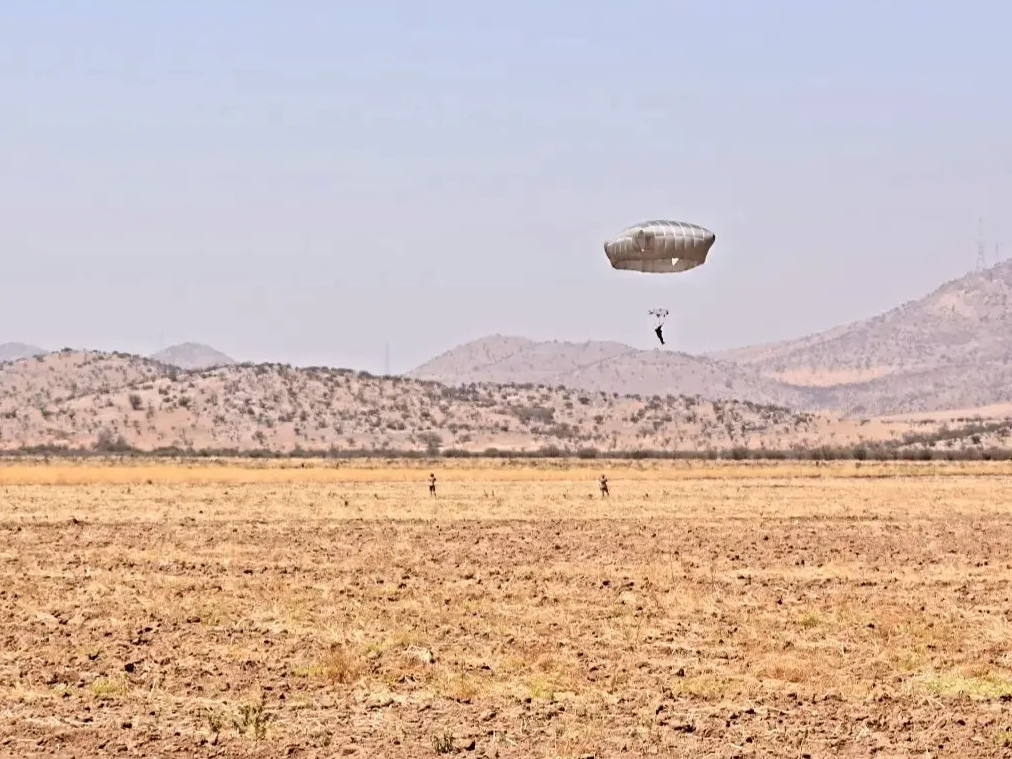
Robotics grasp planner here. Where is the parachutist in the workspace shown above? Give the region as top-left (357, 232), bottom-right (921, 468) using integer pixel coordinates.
top-left (649, 308), bottom-right (669, 346)
top-left (602, 221), bottom-right (717, 351)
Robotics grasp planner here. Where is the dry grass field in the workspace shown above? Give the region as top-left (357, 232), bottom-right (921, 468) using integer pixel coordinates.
top-left (2, 457), bottom-right (1012, 757)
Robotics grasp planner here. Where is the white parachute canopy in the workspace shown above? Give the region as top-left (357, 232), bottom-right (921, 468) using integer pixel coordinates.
top-left (603, 220), bottom-right (716, 274)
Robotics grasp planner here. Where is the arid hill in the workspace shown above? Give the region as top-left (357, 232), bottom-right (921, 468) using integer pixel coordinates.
top-left (0, 350), bottom-right (168, 415)
top-left (801, 361), bottom-right (1012, 418)
top-left (0, 349), bottom-right (934, 455)
top-left (410, 261), bottom-right (1012, 418)
top-left (708, 259), bottom-right (1012, 416)
top-left (0, 342), bottom-right (46, 363)
top-left (712, 259), bottom-right (1012, 380)
top-left (409, 336), bottom-right (813, 409)
top-left (149, 342), bottom-right (235, 370)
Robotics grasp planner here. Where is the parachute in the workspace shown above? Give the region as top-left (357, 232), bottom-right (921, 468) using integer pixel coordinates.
top-left (603, 220), bottom-right (716, 347)
top-left (603, 220), bottom-right (716, 274)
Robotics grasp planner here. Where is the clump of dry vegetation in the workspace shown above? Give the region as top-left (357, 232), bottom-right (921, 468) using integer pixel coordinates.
top-left (1, 457), bottom-right (1011, 756)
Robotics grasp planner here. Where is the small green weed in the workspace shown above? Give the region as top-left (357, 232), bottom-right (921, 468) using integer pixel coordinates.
top-left (432, 731), bottom-right (454, 753)
top-left (233, 690), bottom-right (276, 741)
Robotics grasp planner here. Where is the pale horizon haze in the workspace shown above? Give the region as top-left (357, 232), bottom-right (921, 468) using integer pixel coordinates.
top-left (2, 1), bottom-right (1010, 374)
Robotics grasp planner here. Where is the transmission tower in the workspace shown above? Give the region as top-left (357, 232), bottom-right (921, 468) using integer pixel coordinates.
top-left (976, 217), bottom-right (987, 271)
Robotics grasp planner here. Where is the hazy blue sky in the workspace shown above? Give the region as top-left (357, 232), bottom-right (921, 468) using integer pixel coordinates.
top-left (2, 1), bottom-right (1010, 373)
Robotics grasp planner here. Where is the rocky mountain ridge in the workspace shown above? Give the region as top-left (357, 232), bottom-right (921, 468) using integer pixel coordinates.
top-left (412, 260), bottom-right (1012, 418)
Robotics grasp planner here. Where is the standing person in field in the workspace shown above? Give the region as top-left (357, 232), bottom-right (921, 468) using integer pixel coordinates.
top-left (429, 473), bottom-right (436, 496)
top-left (599, 474), bottom-right (609, 497)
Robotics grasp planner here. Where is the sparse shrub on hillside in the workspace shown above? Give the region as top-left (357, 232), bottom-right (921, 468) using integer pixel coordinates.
top-left (93, 428), bottom-right (132, 453)
top-left (508, 405), bottom-right (555, 425)
top-left (417, 431), bottom-right (442, 455)
top-left (546, 423), bottom-right (578, 440)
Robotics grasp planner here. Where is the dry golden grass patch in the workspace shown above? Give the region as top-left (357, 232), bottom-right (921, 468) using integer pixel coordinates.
top-left (1, 455), bottom-right (1010, 486)
top-left (1, 458), bottom-right (1012, 757)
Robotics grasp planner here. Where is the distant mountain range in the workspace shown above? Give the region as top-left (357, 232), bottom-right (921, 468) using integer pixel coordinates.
top-left (0, 342), bottom-right (234, 371)
top-left (3, 258), bottom-right (1012, 458)
top-left (0, 342), bottom-right (46, 363)
top-left (149, 342), bottom-right (235, 370)
top-left (409, 336), bottom-right (812, 409)
top-left (410, 260), bottom-right (1012, 418)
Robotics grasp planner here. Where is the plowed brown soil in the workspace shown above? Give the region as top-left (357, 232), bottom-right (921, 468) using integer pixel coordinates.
top-left (2, 458), bottom-right (1012, 758)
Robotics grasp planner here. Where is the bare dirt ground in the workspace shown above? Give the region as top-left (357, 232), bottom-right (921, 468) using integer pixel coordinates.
top-left (2, 458), bottom-right (1012, 758)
